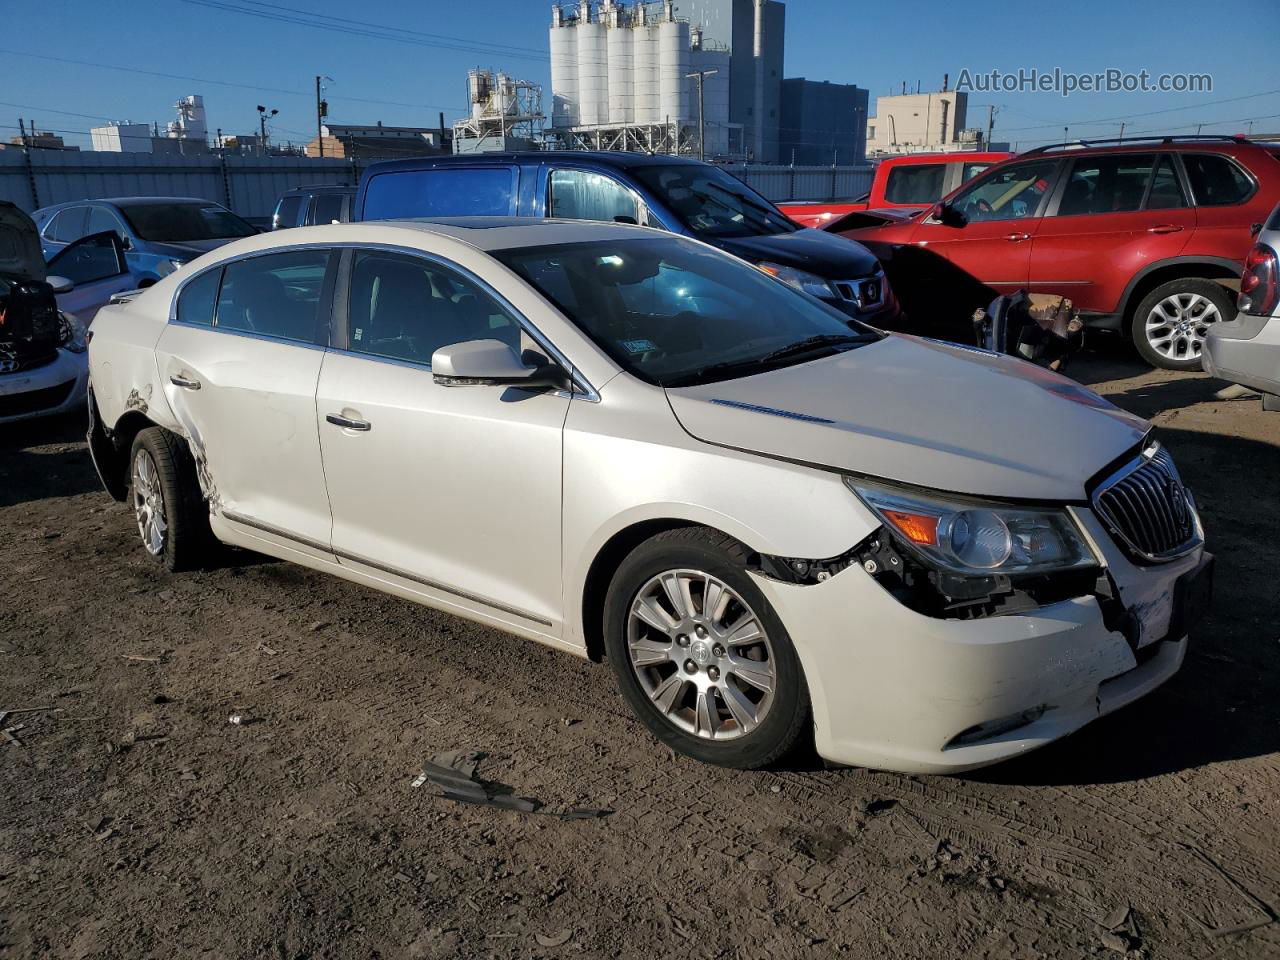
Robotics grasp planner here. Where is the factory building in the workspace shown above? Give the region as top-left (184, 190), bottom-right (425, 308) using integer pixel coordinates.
top-left (548, 0), bottom-right (782, 161)
top-left (779, 79), bottom-right (868, 165)
top-left (865, 80), bottom-right (988, 156)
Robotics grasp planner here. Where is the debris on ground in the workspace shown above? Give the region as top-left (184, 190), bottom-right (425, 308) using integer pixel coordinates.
top-left (411, 749), bottom-right (611, 820)
top-left (4, 723), bottom-right (26, 747)
top-left (228, 711), bottom-right (259, 726)
top-left (863, 798), bottom-right (898, 816)
top-left (535, 929), bottom-right (573, 948)
top-left (121, 654), bottom-right (165, 664)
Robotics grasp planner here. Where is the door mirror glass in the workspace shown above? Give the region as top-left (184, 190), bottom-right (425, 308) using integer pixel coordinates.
top-left (47, 275), bottom-right (74, 294)
top-left (431, 339), bottom-right (559, 388)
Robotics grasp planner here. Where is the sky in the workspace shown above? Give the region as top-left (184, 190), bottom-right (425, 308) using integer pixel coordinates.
top-left (4, 0), bottom-right (1279, 153)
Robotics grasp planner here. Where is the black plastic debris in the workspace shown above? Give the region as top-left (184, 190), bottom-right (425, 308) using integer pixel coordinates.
top-left (412, 750), bottom-right (611, 820)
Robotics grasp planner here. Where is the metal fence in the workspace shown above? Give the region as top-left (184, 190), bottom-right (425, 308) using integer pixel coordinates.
top-left (0, 148), bottom-right (874, 218)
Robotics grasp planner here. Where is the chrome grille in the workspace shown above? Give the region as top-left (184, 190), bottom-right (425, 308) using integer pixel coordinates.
top-left (1093, 447), bottom-right (1199, 562)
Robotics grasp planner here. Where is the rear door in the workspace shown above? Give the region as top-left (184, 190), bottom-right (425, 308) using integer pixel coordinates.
top-left (1181, 151), bottom-right (1263, 262)
top-left (46, 231), bottom-right (134, 324)
top-left (154, 249), bottom-right (336, 553)
top-left (1029, 153), bottom-right (1194, 313)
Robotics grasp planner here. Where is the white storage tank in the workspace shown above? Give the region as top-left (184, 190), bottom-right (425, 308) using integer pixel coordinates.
top-left (605, 13), bottom-right (633, 124)
top-left (632, 22), bottom-right (659, 123)
top-left (575, 3), bottom-right (608, 126)
top-left (658, 17), bottom-right (691, 123)
top-left (549, 9), bottom-right (579, 128)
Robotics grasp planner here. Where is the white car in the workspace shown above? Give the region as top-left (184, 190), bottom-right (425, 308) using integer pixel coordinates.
top-left (85, 219), bottom-right (1213, 773)
top-left (1, 202), bottom-right (136, 424)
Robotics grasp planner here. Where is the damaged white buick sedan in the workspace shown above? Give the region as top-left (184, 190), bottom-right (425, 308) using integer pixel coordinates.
top-left (86, 219), bottom-right (1213, 773)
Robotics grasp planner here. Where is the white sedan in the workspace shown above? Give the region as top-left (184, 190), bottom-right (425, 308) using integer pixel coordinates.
top-left (85, 218), bottom-right (1213, 773)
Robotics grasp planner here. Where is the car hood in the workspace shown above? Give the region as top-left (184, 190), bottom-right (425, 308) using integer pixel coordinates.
top-left (665, 335), bottom-right (1149, 502)
top-left (144, 238), bottom-right (238, 260)
top-left (711, 228), bottom-right (880, 279)
top-left (0, 203), bottom-right (46, 283)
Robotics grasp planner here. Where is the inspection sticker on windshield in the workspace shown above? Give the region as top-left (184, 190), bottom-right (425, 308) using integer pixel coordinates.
top-left (621, 338), bottom-right (657, 354)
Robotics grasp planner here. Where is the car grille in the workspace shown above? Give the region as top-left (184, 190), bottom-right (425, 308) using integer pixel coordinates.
top-left (0, 379), bottom-right (75, 418)
top-left (0, 350), bottom-right (58, 375)
top-left (833, 275), bottom-right (884, 309)
top-left (1093, 447), bottom-right (1199, 562)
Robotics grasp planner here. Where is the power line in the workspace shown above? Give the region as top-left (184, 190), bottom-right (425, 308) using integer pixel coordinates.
top-left (993, 88), bottom-right (1280, 134)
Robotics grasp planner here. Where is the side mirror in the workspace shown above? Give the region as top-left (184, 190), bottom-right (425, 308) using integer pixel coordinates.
top-left (119, 234), bottom-right (133, 250)
top-left (934, 202), bottom-right (967, 228)
top-left (47, 275), bottom-right (74, 294)
top-left (431, 339), bottom-right (563, 389)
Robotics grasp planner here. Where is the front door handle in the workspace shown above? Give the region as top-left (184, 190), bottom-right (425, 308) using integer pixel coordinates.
top-left (326, 413), bottom-right (371, 431)
top-left (169, 374), bottom-right (201, 390)
top-left (1147, 224), bottom-right (1184, 234)
top-left (1005, 232), bottom-right (1030, 242)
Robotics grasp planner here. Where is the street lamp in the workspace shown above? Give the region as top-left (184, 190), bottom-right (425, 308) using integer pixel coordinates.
top-left (257, 105), bottom-right (279, 152)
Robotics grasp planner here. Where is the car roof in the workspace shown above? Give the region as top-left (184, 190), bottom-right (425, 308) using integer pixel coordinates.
top-left (35, 197), bottom-right (227, 215)
top-left (362, 151), bottom-right (697, 177)
top-left (1016, 137), bottom-right (1274, 160)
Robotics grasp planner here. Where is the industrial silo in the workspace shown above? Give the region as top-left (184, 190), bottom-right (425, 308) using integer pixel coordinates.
top-left (657, 8), bottom-right (691, 124)
top-left (575, 3), bottom-right (608, 126)
top-left (604, 3), bottom-right (633, 125)
top-left (631, 11), bottom-right (659, 123)
top-left (549, 5), bottom-right (579, 128)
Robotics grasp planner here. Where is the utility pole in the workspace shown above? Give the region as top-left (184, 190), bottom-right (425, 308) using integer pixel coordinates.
top-left (17, 117), bottom-right (28, 147)
top-left (686, 68), bottom-right (718, 161)
top-left (315, 76), bottom-right (332, 158)
top-left (985, 105), bottom-right (996, 148)
top-left (1118, 121), bottom-right (1125, 142)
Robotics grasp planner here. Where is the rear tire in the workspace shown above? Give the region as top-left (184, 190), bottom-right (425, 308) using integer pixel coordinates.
top-left (1131, 278), bottom-right (1235, 370)
top-left (603, 526), bottom-right (810, 769)
top-left (129, 427), bottom-right (212, 572)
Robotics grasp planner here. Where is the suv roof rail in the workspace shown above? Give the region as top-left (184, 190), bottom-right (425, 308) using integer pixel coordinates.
top-left (289, 182), bottom-right (353, 190)
top-left (1022, 134), bottom-right (1252, 155)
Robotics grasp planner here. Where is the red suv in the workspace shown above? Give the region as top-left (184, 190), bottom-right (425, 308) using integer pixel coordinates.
top-left (838, 136), bottom-right (1280, 369)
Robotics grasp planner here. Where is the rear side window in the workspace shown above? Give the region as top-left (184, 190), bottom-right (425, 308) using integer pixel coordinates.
top-left (361, 167), bottom-right (519, 220)
top-left (215, 250), bottom-right (330, 343)
top-left (1146, 156), bottom-right (1188, 210)
top-left (960, 162), bottom-right (993, 184)
top-left (176, 268), bottom-right (222, 326)
top-left (1182, 154), bottom-right (1253, 206)
top-left (46, 207), bottom-right (87, 243)
top-left (883, 164), bottom-right (946, 204)
top-left (85, 206), bottom-right (123, 236)
top-left (273, 195), bottom-right (303, 230)
top-left (312, 193), bottom-right (345, 224)
top-left (1056, 154), bottom-right (1155, 216)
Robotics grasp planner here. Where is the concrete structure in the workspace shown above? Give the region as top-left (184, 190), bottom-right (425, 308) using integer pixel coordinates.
top-left (865, 81), bottom-right (984, 156)
top-left (452, 70), bottom-right (545, 154)
top-left (306, 122), bottom-right (451, 161)
top-left (779, 79), bottom-right (868, 166)
top-left (90, 123), bottom-right (154, 153)
top-left (166, 95), bottom-right (207, 143)
top-left (5, 130), bottom-right (76, 151)
top-left (548, 0), bottom-right (779, 160)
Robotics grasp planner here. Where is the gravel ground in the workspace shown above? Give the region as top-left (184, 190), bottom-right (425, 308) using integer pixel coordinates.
top-left (2, 347), bottom-right (1278, 960)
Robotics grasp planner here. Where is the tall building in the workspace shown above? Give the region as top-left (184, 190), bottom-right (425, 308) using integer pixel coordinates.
top-left (779, 79), bottom-right (867, 165)
top-left (865, 81), bottom-right (980, 156)
top-left (547, 0), bottom-right (783, 161)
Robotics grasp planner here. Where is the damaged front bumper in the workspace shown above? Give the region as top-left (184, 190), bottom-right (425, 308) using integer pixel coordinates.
top-left (752, 508), bottom-right (1208, 775)
top-left (0, 348), bottom-right (88, 424)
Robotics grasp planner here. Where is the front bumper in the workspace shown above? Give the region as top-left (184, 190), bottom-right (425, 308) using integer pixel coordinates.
top-left (0, 349), bottom-right (88, 424)
top-left (755, 507), bottom-right (1205, 774)
top-left (1202, 313), bottom-right (1280, 398)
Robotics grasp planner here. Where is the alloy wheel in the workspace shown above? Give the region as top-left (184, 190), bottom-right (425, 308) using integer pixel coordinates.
top-left (132, 448), bottom-right (168, 556)
top-left (626, 568), bottom-right (776, 741)
top-left (1144, 292), bottom-right (1221, 362)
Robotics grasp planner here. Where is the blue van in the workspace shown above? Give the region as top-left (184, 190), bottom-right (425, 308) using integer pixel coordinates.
top-left (355, 152), bottom-right (899, 326)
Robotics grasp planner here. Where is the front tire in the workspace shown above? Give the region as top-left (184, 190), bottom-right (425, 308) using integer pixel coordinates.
top-left (603, 527), bottom-right (810, 769)
top-left (129, 427), bottom-right (212, 572)
top-left (1131, 278), bottom-right (1235, 370)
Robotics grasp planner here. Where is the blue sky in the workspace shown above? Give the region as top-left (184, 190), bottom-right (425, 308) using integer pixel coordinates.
top-left (4, 0), bottom-right (1278, 152)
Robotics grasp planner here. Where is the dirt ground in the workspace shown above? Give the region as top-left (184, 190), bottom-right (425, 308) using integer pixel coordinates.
top-left (2, 343), bottom-right (1278, 960)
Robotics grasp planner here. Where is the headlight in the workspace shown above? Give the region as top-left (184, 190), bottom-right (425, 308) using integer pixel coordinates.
top-left (59, 312), bottom-right (87, 354)
top-left (846, 479), bottom-right (1096, 576)
top-left (756, 261), bottom-right (837, 299)
top-left (155, 258), bottom-right (187, 278)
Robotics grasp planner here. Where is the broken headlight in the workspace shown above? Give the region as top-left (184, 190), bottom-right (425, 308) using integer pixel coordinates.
top-left (58, 312), bottom-right (87, 353)
top-left (845, 479), bottom-right (1096, 577)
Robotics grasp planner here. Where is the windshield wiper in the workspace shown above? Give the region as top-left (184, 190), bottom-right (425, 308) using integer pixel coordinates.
top-left (665, 333), bottom-right (878, 388)
top-left (756, 333), bottom-right (878, 364)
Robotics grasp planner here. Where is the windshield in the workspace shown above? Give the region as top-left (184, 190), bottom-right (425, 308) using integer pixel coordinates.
top-left (117, 202), bottom-right (258, 242)
top-left (631, 164), bottom-right (797, 238)
top-left (495, 237), bottom-right (880, 388)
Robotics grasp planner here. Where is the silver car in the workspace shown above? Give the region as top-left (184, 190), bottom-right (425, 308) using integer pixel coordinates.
top-left (1204, 202), bottom-right (1280, 410)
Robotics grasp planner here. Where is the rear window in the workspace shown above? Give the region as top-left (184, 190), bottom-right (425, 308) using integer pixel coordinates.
top-left (1182, 154), bottom-right (1254, 206)
top-left (361, 167), bottom-right (519, 220)
top-left (883, 164), bottom-right (946, 204)
top-left (118, 202), bottom-right (257, 242)
top-left (273, 195), bottom-right (303, 230)
top-left (312, 193), bottom-right (345, 225)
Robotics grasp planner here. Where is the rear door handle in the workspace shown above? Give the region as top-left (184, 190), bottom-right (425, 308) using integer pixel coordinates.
top-left (326, 413), bottom-right (371, 431)
top-left (169, 375), bottom-right (201, 390)
top-left (1147, 224), bottom-right (1184, 234)
top-left (1005, 232), bottom-right (1030, 242)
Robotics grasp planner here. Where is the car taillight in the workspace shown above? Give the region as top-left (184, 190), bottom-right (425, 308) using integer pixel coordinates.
top-left (1239, 243), bottom-right (1279, 316)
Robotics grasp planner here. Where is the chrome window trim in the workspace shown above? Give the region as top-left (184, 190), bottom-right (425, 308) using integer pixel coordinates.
top-left (166, 239), bottom-right (601, 402)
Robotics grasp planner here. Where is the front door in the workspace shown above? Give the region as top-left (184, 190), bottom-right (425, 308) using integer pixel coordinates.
top-left (47, 231), bottom-right (134, 323)
top-left (154, 248), bottom-right (336, 550)
top-left (316, 249), bottom-right (569, 633)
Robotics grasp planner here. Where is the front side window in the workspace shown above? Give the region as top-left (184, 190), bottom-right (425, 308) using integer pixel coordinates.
top-left (495, 236), bottom-right (880, 388)
top-left (312, 193), bottom-right (345, 225)
top-left (117, 202), bottom-right (257, 242)
top-left (215, 250), bottom-right (330, 342)
top-left (630, 163), bottom-right (796, 238)
top-left (176, 268), bottom-right (221, 326)
top-left (884, 164), bottom-right (946, 204)
top-left (361, 167), bottom-right (519, 220)
top-left (549, 169), bottom-right (641, 223)
top-left (273, 195), bottom-right (303, 230)
top-left (1182, 154), bottom-right (1253, 206)
top-left (1055, 154), bottom-right (1156, 216)
top-left (346, 251), bottom-right (521, 366)
top-left (47, 233), bottom-right (125, 285)
top-left (949, 159), bottom-right (1058, 223)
